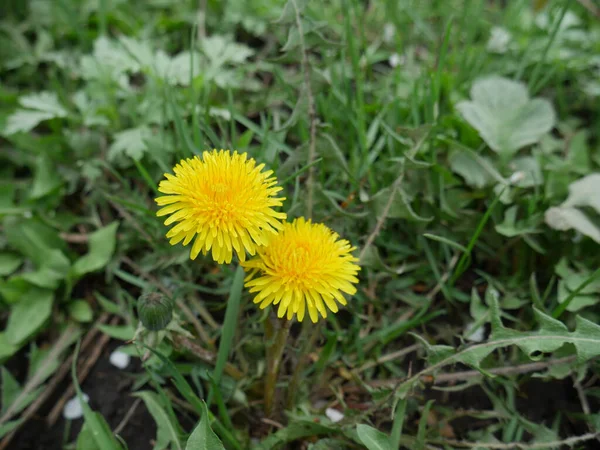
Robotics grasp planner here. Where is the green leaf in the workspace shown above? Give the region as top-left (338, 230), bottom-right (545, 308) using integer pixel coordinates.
top-left (210, 267), bottom-right (244, 401)
top-left (1, 367), bottom-right (43, 418)
top-left (0, 419), bottom-right (23, 440)
top-left (134, 391), bottom-right (183, 450)
top-left (71, 342), bottom-right (122, 450)
top-left (1, 368), bottom-right (21, 414)
top-left (69, 300), bottom-right (94, 323)
top-left (396, 296), bottom-right (600, 398)
top-left (0, 333), bottom-right (18, 361)
top-left (72, 222), bottom-right (119, 277)
top-left (108, 127), bottom-right (151, 162)
top-left (4, 218), bottom-right (68, 270)
top-left (30, 156), bottom-right (63, 199)
top-left (185, 401), bottom-right (225, 450)
top-left (0, 253), bottom-right (22, 276)
top-left (255, 420), bottom-right (337, 450)
top-left (545, 173), bottom-right (600, 243)
top-left (5, 288), bottom-right (54, 345)
top-left (457, 76), bottom-right (555, 155)
top-left (3, 92), bottom-right (68, 135)
top-left (510, 156), bottom-right (543, 188)
top-left (97, 324), bottom-right (135, 341)
top-left (371, 186), bottom-right (432, 222)
top-left (356, 424), bottom-right (392, 450)
top-left (449, 150), bottom-right (497, 189)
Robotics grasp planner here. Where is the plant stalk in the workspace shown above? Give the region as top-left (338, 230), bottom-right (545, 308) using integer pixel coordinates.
top-left (286, 321), bottom-right (323, 409)
top-left (264, 317), bottom-right (292, 417)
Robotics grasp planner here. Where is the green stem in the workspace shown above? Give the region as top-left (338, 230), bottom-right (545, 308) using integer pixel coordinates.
top-left (286, 321), bottom-right (323, 410)
top-left (264, 317), bottom-right (291, 417)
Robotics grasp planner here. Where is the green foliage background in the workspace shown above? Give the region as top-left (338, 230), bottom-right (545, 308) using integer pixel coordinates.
top-left (1, 0), bottom-right (600, 448)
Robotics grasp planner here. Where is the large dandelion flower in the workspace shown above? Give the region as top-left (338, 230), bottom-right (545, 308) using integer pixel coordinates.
top-left (243, 217), bottom-right (360, 323)
top-left (155, 150), bottom-right (286, 264)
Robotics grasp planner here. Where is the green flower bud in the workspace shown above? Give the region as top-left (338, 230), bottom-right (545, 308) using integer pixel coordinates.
top-left (138, 292), bottom-right (173, 331)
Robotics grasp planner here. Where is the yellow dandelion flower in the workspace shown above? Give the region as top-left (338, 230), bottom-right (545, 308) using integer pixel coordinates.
top-left (243, 217), bottom-right (360, 323)
top-left (155, 150), bottom-right (286, 264)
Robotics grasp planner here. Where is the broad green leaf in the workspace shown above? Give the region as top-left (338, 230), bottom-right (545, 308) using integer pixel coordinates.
top-left (185, 401), bottom-right (225, 450)
top-left (0, 334), bottom-right (18, 361)
top-left (68, 300), bottom-right (94, 322)
top-left (0, 253), bottom-right (22, 276)
top-left (77, 422), bottom-right (101, 450)
top-left (545, 174), bottom-right (600, 243)
top-left (30, 156), bottom-right (63, 199)
top-left (510, 156), bottom-right (542, 188)
top-left (134, 391), bottom-right (183, 450)
top-left (545, 207), bottom-right (600, 243)
top-left (97, 324), bottom-right (135, 341)
top-left (357, 424), bottom-right (392, 450)
top-left (5, 288), bottom-right (53, 345)
top-left (456, 76), bottom-right (555, 155)
top-left (4, 218), bottom-right (67, 269)
top-left (562, 173), bottom-right (600, 211)
top-left (72, 222), bottom-right (119, 277)
top-left (448, 150), bottom-right (497, 189)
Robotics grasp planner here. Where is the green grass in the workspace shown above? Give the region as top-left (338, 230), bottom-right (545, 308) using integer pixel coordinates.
top-left (1, 0), bottom-right (600, 449)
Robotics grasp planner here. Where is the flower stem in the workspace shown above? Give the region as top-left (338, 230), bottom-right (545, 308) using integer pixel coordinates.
top-left (286, 320), bottom-right (322, 410)
top-left (264, 317), bottom-right (291, 417)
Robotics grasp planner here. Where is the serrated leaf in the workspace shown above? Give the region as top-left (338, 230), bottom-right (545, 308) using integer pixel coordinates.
top-left (356, 424), bottom-right (392, 450)
top-left (19, 92), bottom-right (68, 116)
top-left (201, 36), bottom-right (253, 66)
top-left (456, 76), bottom-right (555, 155)
top-left (134, 391), bottom-right (182, 450)
top-left (72, 222), bottom-right (118, 277)
top-left (185, 401), bottom-right (225, 450)
top-left (396, 296), bottom-right (600, 398)
top-left (108, 127), bottom-right (151, 161)
top-left (371, 186), bottom-right (432, 222)
top-left (3, 110), bottom-right (55, 135)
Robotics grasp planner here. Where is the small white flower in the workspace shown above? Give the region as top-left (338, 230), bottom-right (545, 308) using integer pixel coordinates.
top-left (109, 349), bottom-right (131, 369)
top-left (63, 394), bottom-right (89, 420)
top-left (465, 322), bottom-right (485, 342)
top-left (487, 26), bottom-right (511, 54)
top-left (326, 407), bottom-right (344, 423)
top-left (383, 23), bottom-right (396, 43)
top-left (389, 53), bottom-right (402, 68)
top-left (509, 171), bottom-right (525, 184)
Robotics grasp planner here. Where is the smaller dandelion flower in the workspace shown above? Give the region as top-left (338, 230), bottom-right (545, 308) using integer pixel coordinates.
top-left (243, 218), bottom-right (360, 323)
top-left (155, 150), bottom-right (286, 264)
